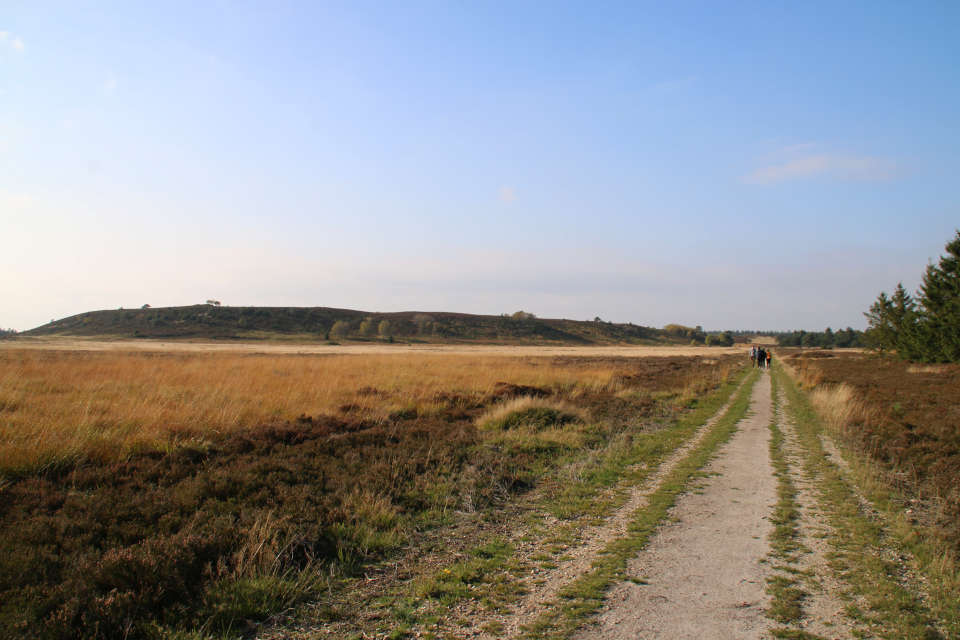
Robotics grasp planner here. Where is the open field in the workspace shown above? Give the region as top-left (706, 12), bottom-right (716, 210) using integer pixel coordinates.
top-left (0, 348), bottom-right (742, 478)
top-left (1, 336), bottom-right (748, 357)
top-left (0, 348), bottom-right (741, 639)
top-left (4, 344), bottom-right (958, 639)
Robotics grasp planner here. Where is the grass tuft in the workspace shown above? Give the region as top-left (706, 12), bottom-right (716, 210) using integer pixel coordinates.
top-left (475, 396), bottom-right (589, 432)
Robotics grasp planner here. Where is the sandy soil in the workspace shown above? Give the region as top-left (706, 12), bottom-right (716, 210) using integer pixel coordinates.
top-left (575, 372), bottom-right (778, 639)
top-left (1, 336), bottom-right (750, 357)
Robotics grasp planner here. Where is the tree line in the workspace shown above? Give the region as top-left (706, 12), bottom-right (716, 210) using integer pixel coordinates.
top-left (864, 230), bottom-right (960, 362)
top-left (776, 327), bottom-right (863, 349)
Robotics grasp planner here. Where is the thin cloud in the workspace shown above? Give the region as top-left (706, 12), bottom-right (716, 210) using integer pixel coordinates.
top-left (743, 154), bottom-right (901, 185)
top-left (758, 142), bottom-right (816, 163)
top-left (103, 76), bottom-right (117, 98)
top-left (499, 186), bottom-right (516, 203)
top-left (0, 31), bottom-right (25, 52)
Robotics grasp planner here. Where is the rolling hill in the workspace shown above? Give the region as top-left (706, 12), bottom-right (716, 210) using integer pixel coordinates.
top-left (20, 305), bottom-right (680, 345)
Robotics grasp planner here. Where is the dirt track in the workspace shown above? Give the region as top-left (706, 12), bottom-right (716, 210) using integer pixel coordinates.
top-left (577, 371), bottom-right (777, 639)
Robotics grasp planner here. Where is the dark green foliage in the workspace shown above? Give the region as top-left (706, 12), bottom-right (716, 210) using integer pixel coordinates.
top-left (776, 327), bottom-right (862, 348)
top-left (705, 331), bottom-right (734, 347)
top-left (864, 230), bottom-right (960, 362)
top-left (663, 324), bottom-right (707, 343)
top-left (914, 231), bottom-right (960, 362)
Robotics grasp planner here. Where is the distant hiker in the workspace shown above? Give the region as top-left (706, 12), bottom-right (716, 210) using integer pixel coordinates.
top-left (757, 348), bottom-right (766, 370)
top-left (750, 345), bottom-right (757, 367)
top-left (766, 349), bottom-right (772, 370)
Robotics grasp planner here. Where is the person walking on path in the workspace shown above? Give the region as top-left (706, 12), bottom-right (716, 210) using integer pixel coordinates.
top-left (750, 345), bottom-right (757, 367)
top-left (756, 348), bottom-right (766, 370)
top-left (766, 349), bottom-right (772, 370)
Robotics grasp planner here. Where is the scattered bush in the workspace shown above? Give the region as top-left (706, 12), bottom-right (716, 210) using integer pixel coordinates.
top-left (359, 318), bottom-right (376, 336)
top-left (330, 321), bottom-right (351, 339)
top-left (413, 314), bottom-right (435, 336)
top-left (475, 396), bottom-right (588, 432)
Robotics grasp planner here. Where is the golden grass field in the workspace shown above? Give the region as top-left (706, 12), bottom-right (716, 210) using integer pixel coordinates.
top-left (2, 336), bottom-right (755, 355)
top-left (0, 348), bottom-right (646, 478)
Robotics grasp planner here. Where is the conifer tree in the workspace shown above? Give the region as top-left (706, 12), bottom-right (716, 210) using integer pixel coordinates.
top-left (863, 291), bottom-right (894, 357)
top-left (914, 230), bottom-right (960, 362)
top-left (888, 282), bottom-right (921, 360)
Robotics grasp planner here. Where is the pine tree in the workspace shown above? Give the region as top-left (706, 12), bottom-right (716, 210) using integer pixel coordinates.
top-left (888, 282), bottom-right (922, 360)
top-left (863, 291), bottom-right (894, 357)
top-left (914, 230), bottom-right (960, 362)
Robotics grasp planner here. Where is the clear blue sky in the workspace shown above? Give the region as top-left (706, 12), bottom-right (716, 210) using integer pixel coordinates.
top-left (2, 1), bottom-right (958, 332)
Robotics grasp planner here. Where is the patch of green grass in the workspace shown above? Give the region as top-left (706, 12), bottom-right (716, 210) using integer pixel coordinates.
top-left (413, 538), bottom-right (521, 609)
top-left (764, 372), bottom-right (810, 628)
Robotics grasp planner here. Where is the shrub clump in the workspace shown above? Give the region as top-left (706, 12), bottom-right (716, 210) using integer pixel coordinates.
top-left (476, 396), bottom-right (588, 432)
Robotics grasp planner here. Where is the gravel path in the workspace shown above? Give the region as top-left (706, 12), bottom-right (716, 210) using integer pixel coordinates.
top-left (575, 371), bottom-right (778, 639)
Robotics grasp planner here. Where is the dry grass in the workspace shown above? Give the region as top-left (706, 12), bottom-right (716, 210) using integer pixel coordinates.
top-left (808, 383), bottom-right (879, 437)
top-left (474, 396), bottom-right (589, 432)
top-left (474, 396), bottom-right (592, 452)
top-left (781, 353), bottom-right (960, 557)
top-left (906, 364), bottom-right (950, 374)
top-left (778, 357), bottom-right (824, 389)
top-left (0, 350), bottom-right (622, 478)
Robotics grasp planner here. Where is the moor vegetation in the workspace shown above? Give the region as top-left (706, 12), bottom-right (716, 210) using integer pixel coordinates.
top-left (782, 351), bottom-right (960, 555)
top-left (21, 307), bottom-right (668, 346)
top-left (0, 350), bottom-right (739, 639)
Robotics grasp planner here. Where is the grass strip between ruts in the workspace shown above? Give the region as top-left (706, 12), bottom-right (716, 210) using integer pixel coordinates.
top-left (774, 366), bottom-right (956, 640)
top-left (765, 372), bottom-right (831, 639)
top-left (514, 367), bottom-right (761, 639)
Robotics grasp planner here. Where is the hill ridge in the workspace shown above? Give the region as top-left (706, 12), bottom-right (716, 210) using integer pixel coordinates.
top-left (21, 305), bottom-right (679, 345)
